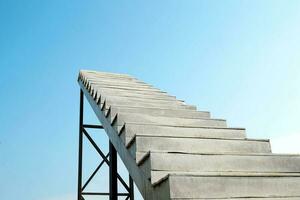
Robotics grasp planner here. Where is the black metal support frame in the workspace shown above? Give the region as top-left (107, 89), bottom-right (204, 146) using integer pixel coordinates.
top-left (77, 89), bottom-right (134, 200)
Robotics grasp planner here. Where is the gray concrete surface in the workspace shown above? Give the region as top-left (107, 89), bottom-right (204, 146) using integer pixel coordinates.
top-left (129, 136), bottom-right (271, 160)
top-left (78, 70), bottom-right (300, 200)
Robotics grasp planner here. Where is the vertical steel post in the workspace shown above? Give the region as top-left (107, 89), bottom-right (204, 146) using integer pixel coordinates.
top-left (77, 90), bottom-right (84, 200)
top-left (77, 82), bottom-right (135, 199)
top-left (129, 176), bottom-right (134, 200)
top-left (109, 142), bottom-right (118, 200)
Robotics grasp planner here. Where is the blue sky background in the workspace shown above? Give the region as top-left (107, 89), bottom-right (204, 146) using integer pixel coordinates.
top-left (1, 0), bottom-right (300, 199)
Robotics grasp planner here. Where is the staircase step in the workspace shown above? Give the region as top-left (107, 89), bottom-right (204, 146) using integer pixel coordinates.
top-left (96, 90), bottom-right (180, 101)
top-left (84, 76), bottom-right (140, 83)
top-left (98, 95), bottom-right (186, 107)
top-left (101, 99), bottom-right (196, 110)
top-left (98, 93), bottom-right (184, 103)
top-left (112, 113), bottom-right (226, 131)
top-left (155, 173), bottom-right (300, 199)
top-left (97, 91), bottom-right (183, 101)
top-left (119, 124), bottom-right (246, 146)
top-left (90, 86), bottom-right (176, 98)
top-left (106, 106), bottom-right (210, 124)
top-left (130, 136), bottom-right (270, 161)
top-left (92, 84), bottom-right (164, 93)
top-left (81, 70), bottom-right (134, 77)
top-left (88, 80), bottom-right (155, 89)
top-left (140, 152), bottom-right (300, 184)
top-left (89, 80), bottom-right (167, 92)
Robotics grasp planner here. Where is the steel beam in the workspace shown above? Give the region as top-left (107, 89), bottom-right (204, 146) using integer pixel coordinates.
top-left (77, 89), bottom-right (84, 200)
top-left (109, 142), bottom-right (118, 200)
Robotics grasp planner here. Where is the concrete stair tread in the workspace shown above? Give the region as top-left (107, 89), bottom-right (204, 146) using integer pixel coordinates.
top-left (84, 76), bottom-right (139, 82)
top-left (90, 86), bottom-right (175, 98)
top-left (115, 122), bottom-right (228, 133)
top-left (139, 152), bottom-right (300, 185)
top-left (138, 151), bottom-right (300, 163)
top-left (112, 113), bottom-right (226, 129)
top-left (93, 85), bottom-right (163, 92)
top-left (101, 100), bottom-right (197, 110)
top-left (81, 74), bottom-right (135, 81)
top-left (155, 171), bottom-right (300, 186)
top-left (104, 105), bottom-right (199, 112)
top-left (91, 84), bottom-right (166, 93)
top-left (128, 135), bottom-right (271, 161)
top-left (98, 94), bottom-right (185, 104)
top-left (128, 134), bottom-right (269, 147)
top-left (157, 174), bottom-right (300, 199)
top-left (82, 71), bottom-right (135, 78)
top-left (98, 96), bottom-right (187, 107)
top-left (105, 104), bottom-right (206, 114)
top-left (119, 124), bottom-right (246, 145)
top-left (81, 70), bottom-right (133, 76)
top-left (137, 151), bottom-right (300, 166)
top-left (106, 107), bottom-right (210, 122)
top-left (88, 80), bottom-right (155, 88)
top-left (89, 85), bottom-right (171, 96)
top-left (98, 91), bottom-right (180, 101)
top-left (126, 134), bottom-right (268, 147)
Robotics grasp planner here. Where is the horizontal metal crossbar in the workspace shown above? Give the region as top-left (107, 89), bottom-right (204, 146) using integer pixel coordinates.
top-left (82, 192), bottom-right (129, 196)
top-left (83, 124), bottom-right (104, 129)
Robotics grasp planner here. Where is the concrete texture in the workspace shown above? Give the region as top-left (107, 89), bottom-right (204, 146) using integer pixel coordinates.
top-left (78, 70), bottom-right (300, 200)
top-left (106, 107), bottom-right (210, 123)
top-left (166, 174), bottom-right (300, 199)
top-left (119, 124), bottom-right (246, 146)
top-left (113, 113), bottom-right (226, 128)
top-left (129, 136), bottom-right (271, 160)
top-left (139, 152), bottom-right (300, 184)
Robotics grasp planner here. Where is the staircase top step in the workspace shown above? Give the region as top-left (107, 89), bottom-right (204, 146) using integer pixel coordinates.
top-left (80, 70), bottom-right (136, 79)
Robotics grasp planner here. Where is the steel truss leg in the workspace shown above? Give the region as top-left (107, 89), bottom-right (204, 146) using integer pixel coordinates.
top-left (110, 142), bottom-right (118, 200)
top-left (77, 89), bottom-right (84, 200)
top-left (77, 88), bottom-right (135, 200)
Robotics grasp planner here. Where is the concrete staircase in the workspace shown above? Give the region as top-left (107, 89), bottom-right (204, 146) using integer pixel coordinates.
top-left (78, 70), bottom-right (300, 199)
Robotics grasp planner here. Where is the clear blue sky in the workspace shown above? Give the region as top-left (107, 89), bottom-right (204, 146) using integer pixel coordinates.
top-left (1, 1), bottom-right (300, 200)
